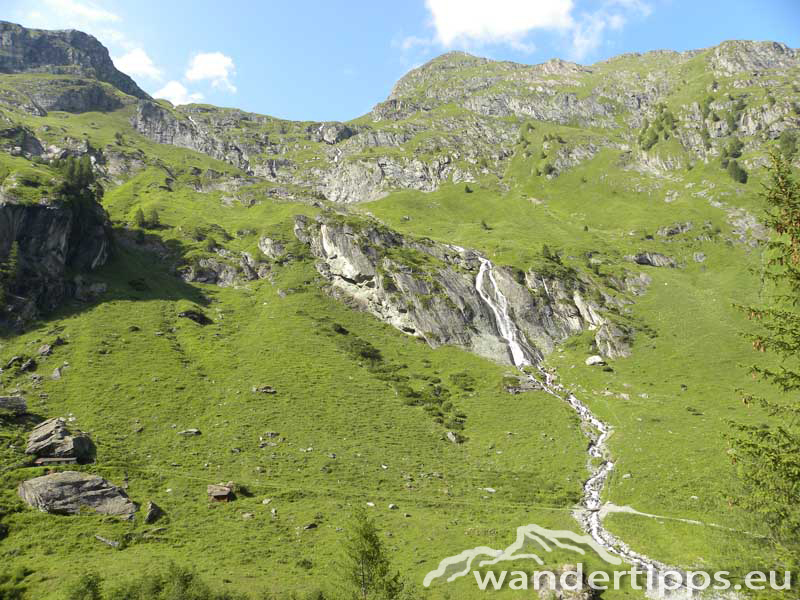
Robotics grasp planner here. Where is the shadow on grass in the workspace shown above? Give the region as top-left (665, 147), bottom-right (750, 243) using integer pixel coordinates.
top-left (0, 227), bottom-right (213, 340)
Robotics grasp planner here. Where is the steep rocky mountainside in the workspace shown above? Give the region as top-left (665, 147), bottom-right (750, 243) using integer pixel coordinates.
top-left (295, 214), bottom-right (633, 364)
top-left (0, 170), bottom-right (112, 328)
top-left (0, 21), bottom-right (148, 100)
top-left (0, 21), bottom-right (799, 599)
top-left (128, 42), bottom-right (799, 204)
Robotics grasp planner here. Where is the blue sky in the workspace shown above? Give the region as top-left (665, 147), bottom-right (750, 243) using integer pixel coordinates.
top-left (4, 0), bottom-right (799, 121)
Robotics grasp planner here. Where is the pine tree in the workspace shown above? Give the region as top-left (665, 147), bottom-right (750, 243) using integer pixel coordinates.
top-left (0, 241), bottom-right (20, 302)
top-left (341, 509), bottom-right (403, 600)
top-left (147, 208), bottom-right (160, 228)
top-left (727, 159), bottom-right (748, 184)
top-left (731, 151), bottom-right (800, 581)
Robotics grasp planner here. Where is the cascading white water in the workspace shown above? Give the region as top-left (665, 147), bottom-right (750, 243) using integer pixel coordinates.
top-left (475, 256), bottom-right (707, 599)
top-left (476, 258), bottom-right (532, 367)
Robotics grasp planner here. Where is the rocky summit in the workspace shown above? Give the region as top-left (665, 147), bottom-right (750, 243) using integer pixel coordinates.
top-left (0, 17), bottom-right (798, 600)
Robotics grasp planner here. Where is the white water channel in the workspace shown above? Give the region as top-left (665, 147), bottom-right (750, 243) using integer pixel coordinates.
top-left (475, 257), bottom-right (724, 599)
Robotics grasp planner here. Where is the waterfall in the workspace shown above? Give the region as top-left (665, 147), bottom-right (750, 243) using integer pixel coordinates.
top-left (476, 258), bottom-right (533, 367)
top-left (474, 256), bottom-right (701, 598)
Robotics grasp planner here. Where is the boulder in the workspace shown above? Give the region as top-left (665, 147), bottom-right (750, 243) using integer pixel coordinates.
top-left (207, 482), bottom-right (235, 502)
top-left (584, 355), bottom-right (606, 366)
top-left (144, 501), bottom-right (165, 524)
top-left (629, 252), bottom-right (676, 268)
top-left (445, 431), bottom-right (463, 444)
top-left (17, 471), bottom-right (137, 518)
top-left (0, 396), bottom-right (27, 415)
top-left (252, 386), bottom-right (276, 394)
top-left (258, 237), bottom-right (286, 260)
top-left (177, 310), bottom-right (212, 325)
top-left (657, 222), bottom-right (693, 237)
top-left (25, 417), bottom-right (94, 463)
top-left (536, 564), bottom-right (597, 600)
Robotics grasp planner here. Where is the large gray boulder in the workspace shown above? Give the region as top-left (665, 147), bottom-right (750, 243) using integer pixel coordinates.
top-left (18, 471), bottom-right (137, 517)
top-left (629, 252), bottom-right (677, 268)
top-left (0, 396), bottom-right (27, 415)
top-left (25, 418), bottom-right (94, 463)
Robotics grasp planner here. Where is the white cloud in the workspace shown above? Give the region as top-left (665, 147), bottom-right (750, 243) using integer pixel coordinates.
top-left (153, 81), bottom-right (204, 106)
top-left (40, 0), bottom-right (120, 23)
top-left (185, 52), bottom-right (237, 93)
top-left (113, 48), bottom-right (162, 80)
top-left (397, 35), bottom-right (435, 52)
top-left (415, 0), bottom-right (654, 61)
top-left (424, 0), bottom-right (574, 47)
top-left (570, 13), bottom-right (610, 60)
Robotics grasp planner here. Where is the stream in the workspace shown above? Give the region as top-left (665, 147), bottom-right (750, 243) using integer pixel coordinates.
top-left (475, 257), bottom-right (719, 599)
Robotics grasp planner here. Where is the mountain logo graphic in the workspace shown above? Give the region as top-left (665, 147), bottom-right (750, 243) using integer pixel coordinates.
top-left (423, 524), bottom-right (622, 587)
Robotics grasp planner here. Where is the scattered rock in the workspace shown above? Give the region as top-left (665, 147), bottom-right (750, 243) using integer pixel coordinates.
top-left (535, 564), bottom-right (595, 600)
top-left (505, 376), bottom-right (542, 394)
top-left (242, 512), bottom-right (254, 520)
top-left (0, 396), bottom-right (27, 415)
top-left (144, 501), bottom-right (165, 524)
top-left (258, 237), bottom-right (286, 260)
top-left (18, 471), bottom-right (137, 518)
top-left (95, 534), bottom-right (120, 548)
top-left (51, 367), bottom-right (63, 380)
top-left (303, 523), bottom-right (318, 530)
top-left (584, 355), bottom-right (606, 366)
top-left (38, 344), bottom-right (52, 356)
top-left (693, 252), bottom-right (706, 263)
top-left (207, 482), bottom-right (235, 502)
top-left (251, 386), bottom-right (277, 394)
top-left (388, 503), bottom-right (399, 510)
top-left (657, 222), bottom-right (693, 237)
top-left (178, 310), bottom-right (213, 326)
top-left (19, 358), bottom-right (36, 372)
top-left (178, 429), bottom-right (201, 436)
top-left (25, 417), bottom-right (94, 463)
top-left (445, 431), bottom-right (462, 444)
top-left (628, 252), bottom-right (677, 268)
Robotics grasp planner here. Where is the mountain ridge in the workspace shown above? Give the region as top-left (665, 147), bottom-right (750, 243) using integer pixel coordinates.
top-left (0, 21), bottom-right (798, 599)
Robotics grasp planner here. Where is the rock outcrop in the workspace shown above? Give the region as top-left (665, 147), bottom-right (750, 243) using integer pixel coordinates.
top-left (0, 396), bottom-right (27, 414)
top-left (0, 20), bottom-right (149, 99)
top-left (0, 192), bottom-right (112, 327)
top-left (18, 471), bottom-right (136, 517)
top-left (25, 417), bottom-right (94, 463)
top-left (295, 214), bottom-right (631, 363)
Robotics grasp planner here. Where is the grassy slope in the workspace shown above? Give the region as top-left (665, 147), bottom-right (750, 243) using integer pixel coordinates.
top-left (0, 54), bottom-right (795, 598)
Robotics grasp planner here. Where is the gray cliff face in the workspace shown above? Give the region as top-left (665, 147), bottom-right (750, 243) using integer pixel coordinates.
top-left (14, 77), bottom-right (127, 114)
top-left (0, 20), bottom-right (149, 99)
top-left (0, 196), bottom-right (112, 326)
top-left (126, 41), bottom-right (798, 204)
top-left (709, 41), bottom-right (799, 76)
top-left (131, 101), bottom-right (253, 172)
top-left (294, 215), bottom-right (632, 364)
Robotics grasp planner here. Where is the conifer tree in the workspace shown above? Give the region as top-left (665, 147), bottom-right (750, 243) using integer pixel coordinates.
top-left (147, 208), bottom-right (160, 228)
top-left (731, 151), bottom-right (800, 581)
top-left (341, 509), bottom-right (403, 600)
top-left (0, 241), bottom-right (20, 304)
